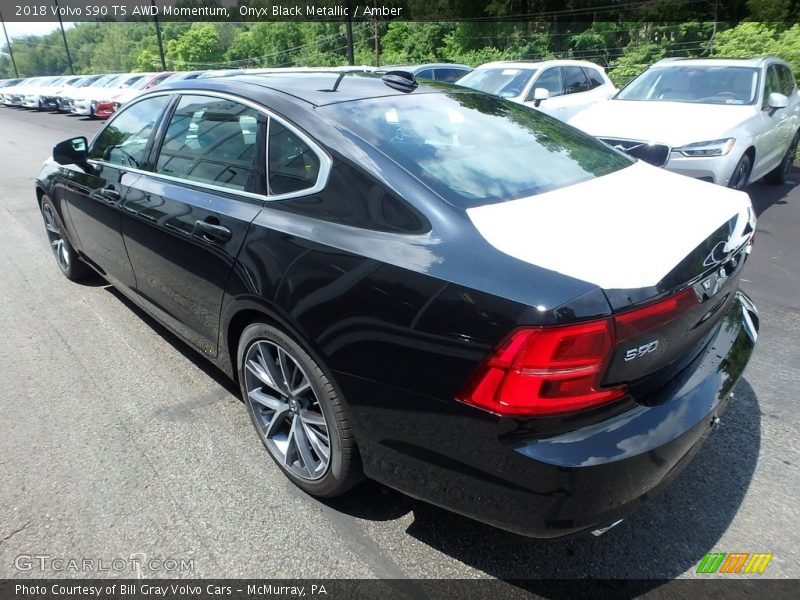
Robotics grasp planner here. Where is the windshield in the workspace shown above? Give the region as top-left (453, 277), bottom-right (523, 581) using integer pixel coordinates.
top-left (324, 91), bottom-right (631, 207)
top-left (617, 66), bottom-right (760, 105)
top-left (457, 67), bottom-right (538, 98)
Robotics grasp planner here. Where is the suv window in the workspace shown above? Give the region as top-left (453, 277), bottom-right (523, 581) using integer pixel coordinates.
top-left (763, 65), bottom-right (782, 108)
top-left (268, 119), bottom-right (321, 195)
top-left (777, 65), bottom-right (796, 96)
top-left (156, 95), bottom-right (259, 191)
top-left (90, 95), bottom-right (169, 168)
top-left (582, 67), bottom-right (604, 90)
top-left (435, 68), bottom-right (468, 83)
top-left (563, 66), bottom-right (591, 94)
top-left (415, 69), bottom-right (435, 80)
top-left (530, 67), bottom-right (563, 99)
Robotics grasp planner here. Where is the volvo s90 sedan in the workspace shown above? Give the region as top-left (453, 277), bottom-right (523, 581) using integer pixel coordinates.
top-left (35, 72), bottom-right (758, 538)
top-left (569, 57), bottom-right (800, 189)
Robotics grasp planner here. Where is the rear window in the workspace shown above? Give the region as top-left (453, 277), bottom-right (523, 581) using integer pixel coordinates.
top-left (323, 91), bottom-right (631, 207)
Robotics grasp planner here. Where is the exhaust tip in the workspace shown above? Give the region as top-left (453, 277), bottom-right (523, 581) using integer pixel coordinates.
top-left (591, 519), bottom-right (624, 537)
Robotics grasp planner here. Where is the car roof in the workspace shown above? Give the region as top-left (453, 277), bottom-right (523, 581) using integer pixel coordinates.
top-left (162, 71), bottom-right (453, 107)
top-left (476, 59), bottom-right (607, 70)
top-left (652, 56), bottom-right (783, 68)
top-left (380, 63), bottom-right (471, 71)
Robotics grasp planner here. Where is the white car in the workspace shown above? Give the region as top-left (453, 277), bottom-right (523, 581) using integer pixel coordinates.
top-left (569, 57), bottom-right (800, 189)
top-left (456, 60), bottom-right (617, 121)
top-left (70, 74), bottom-right (126, 116)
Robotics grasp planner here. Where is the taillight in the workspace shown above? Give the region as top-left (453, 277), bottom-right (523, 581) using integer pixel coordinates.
top-left (457, 288), bottom-right (699, 417)
top-left (457, 319), bottom-right (625, 417)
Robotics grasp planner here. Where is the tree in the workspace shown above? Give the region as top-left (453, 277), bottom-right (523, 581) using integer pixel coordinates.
top-left (167, 23), bottom-right (224, 70)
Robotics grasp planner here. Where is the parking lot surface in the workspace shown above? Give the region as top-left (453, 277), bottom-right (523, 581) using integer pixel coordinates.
top-left (0, 107), bottom-right (798, 585)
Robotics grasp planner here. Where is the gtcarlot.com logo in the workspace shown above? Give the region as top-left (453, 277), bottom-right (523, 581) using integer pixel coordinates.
top-left (696, 552), bottom-right (773, 574)
top-left (15, 553), bottom-right (194, 576)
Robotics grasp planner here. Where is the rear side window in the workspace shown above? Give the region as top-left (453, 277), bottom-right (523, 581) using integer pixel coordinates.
top-left (582, 67), bottom-right (604, 89)
top-left (156, 95), bottom-right (259, 191)
top-left (563, 66), bottom-right (591, 94)
top-left (90, 95), bottom-right (169, 167)
top-left (777, 65), bottom-right (796, 96)
top-left (268, 119), bottom-right (321, 195)
top-left (435, 68), bottom-right (468, 83)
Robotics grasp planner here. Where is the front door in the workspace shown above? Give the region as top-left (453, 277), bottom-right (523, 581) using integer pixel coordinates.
top-left (120, 94), bottom-right (265, 354)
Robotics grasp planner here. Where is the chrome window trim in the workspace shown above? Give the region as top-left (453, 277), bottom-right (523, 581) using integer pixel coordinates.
top-left (88, 88), bottom-right (332, 203)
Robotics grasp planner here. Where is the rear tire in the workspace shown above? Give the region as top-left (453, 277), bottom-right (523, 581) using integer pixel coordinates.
top-left (728, 153), bottom-right (752, 190)
top-left (40, 195), bottom-right (92, 281)
top-left (764, 131), bottom-right (799, 185)
top-left (237, 322), bottom-right (362, 497)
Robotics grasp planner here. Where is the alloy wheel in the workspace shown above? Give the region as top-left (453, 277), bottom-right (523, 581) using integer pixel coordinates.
top-left (243, 340), bottom-right (331, 481)
top-left (783, 134), bottom-right (799, 178)
top-left (42, 203), bottom-right (70, 272)
top-left (729, 157), bottom-right (750, 190)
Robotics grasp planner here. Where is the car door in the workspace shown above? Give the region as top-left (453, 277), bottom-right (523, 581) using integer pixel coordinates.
top-left (119, 93), bottom-right (265, 355)
top-left (59, 94), bottom-right (171, 289)
top-left (777, 64), bottom-right (800, 148)
top-left (754, 64), bottom-right (789, 174)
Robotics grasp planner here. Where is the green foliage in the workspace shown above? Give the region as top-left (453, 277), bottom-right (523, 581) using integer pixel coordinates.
top-left (0, 2), bottom-right (794, 82)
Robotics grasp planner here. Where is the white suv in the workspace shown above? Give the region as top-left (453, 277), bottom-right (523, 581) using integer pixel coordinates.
top-left (456, 59), bottom-right (617, 121)
top-left (569, 57), bottom-right (800, 189)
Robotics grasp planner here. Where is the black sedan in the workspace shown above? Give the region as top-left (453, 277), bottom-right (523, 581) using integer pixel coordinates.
top-left (35, 71), bottom-right (759, 538)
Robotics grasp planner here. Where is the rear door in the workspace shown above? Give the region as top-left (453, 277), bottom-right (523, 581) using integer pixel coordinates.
top-left (119, 93), bottom-right (265, 355)
top-left (59, 94), bottom-right (171, 289)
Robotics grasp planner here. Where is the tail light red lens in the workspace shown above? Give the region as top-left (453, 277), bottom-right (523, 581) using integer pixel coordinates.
top-left (457, 288), bottom-right (699, 417)
top-left (457, 319), bottom-right (626, 417)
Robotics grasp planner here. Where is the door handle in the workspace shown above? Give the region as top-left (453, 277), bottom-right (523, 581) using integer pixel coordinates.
top-left (100, 186), bottom-right (121, 203)
top-left (193, 219), bottom-right (232, 243)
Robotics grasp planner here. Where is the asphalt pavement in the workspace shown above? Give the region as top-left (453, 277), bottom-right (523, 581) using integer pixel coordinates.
top-left (0, 107), bottom-right (797, 587)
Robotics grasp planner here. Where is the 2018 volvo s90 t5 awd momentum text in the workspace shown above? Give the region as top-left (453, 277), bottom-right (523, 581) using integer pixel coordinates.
top-left (35, 71), bottom-right (759, 538)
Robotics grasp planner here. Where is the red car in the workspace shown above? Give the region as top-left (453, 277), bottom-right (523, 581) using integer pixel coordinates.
top-left (93, 72), bottom-right (174, 119)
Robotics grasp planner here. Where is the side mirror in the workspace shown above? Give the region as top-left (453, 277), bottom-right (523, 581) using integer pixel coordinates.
top-left (532, 87), bottom-right (549, 107)
top-left (53, 136), bottom-right (88, 165)
top-left (767, 92), bottom-right (789, 110)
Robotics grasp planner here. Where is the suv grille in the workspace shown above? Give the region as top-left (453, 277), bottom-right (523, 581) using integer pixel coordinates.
top-left (600, 138), bottom-right (670, 167)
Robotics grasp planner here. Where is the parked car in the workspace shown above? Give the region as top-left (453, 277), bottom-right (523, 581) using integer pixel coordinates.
top-left (2, 77), bottom-right (36, 106)
top-left (158, 70), bottom-right (205, 85)
top-left (457, 59), bottom-right (617, 121)
top-left (72, 74), bottom-right (136, 117)
top-left (38, 75), bottom-right (84, 111)
top-left (378, 63), bottom-right (472, 83)
top-left (94, 72), bottom-right (174, 119)
top-left (55, 74), bottom-right (104, 111)
top-left (36, 72), bottom-right (758, 538)
top-left (569, 57), bottom-right (800, 189)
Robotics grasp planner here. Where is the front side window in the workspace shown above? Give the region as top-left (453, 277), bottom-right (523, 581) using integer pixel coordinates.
top-left (90, 95), bottom-right (169, 168)
top-left (324, 91), bottom-right (631, 207)
top-left (763, 65), bottom-right (781, 108)
top-left (268, 119), bottom-right (321, 195)
top-left (531, 68), bottom-right (564, 98)
top-left (155, 95), bottom-right (259, 191)
top-left (415, 69), bottom-right (435, 80)
top-left (777, 65), bottom-right (796, 96)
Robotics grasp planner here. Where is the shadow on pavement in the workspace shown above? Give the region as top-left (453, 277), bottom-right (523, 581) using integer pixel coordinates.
top-left (329, 379), bottom-right (761, 593)
top-left (748, 164), bottom-right (799, 217)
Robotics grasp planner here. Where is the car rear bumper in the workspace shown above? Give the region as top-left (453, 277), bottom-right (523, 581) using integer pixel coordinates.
top-left (339, 291), bottom-right (758, 538)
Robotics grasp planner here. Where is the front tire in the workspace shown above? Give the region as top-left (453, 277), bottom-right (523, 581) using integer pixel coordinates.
top-left (40, 195), bottom-right (92, 281)
top-left (237, 322), bottom-right (362, 497)
top-left (728, 153), bottom-right (752, 190)
top-left (764, 131), bottom-right (799, 185)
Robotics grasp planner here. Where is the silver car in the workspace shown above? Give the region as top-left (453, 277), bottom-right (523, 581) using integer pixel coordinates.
top-left (569, 57), bottom-right (800, 189)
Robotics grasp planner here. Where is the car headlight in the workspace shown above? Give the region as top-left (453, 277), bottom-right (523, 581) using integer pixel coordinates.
top-left (677, 138), bottom-right (736, 157)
